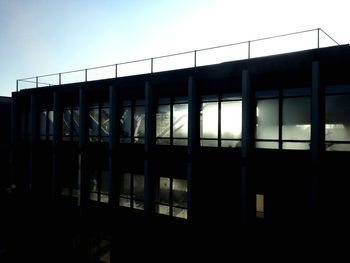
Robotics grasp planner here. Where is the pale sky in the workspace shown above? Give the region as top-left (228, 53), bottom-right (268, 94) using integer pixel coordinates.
top-left (0, 0), bottom-right (349, 96)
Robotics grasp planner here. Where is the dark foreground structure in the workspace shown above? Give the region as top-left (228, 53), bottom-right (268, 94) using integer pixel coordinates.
top-left (5, 35), bottom-right (350, 260)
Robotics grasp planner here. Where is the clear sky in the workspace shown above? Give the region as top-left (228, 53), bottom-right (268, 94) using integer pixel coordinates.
top-left (0, 0), bottom-right (349, 96)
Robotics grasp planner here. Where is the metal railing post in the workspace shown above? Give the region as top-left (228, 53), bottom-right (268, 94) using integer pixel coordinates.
top-left (151, 58), bottom-right (154, 73)
top-left (115, 64), bottom-right (118, 78)
top-left (317, 28), bottom-right (320, 48)
top-left (85, 69), bottom-right (88, 82)
top-left (248, 41), bottom-right (251, 59)
top-left (16, 80), bottom-right (18, 92)
top-left (36, 77), bottom-right (38, 88)
top-left (194, 50), bottom-right (197, 67)
top-left (59, 73), bottom-right (61, 85)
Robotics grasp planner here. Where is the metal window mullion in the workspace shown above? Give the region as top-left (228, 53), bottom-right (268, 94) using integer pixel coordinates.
top-left (131, 102), bottom-right (135, 143)
top-left (218, 94), bottom-right (222, 147)
top-left (130, 173), bottom-right (134, 208)
top-left (169, 177), bottom-right (173, 216)
top-left (278, 89), bottom-right (283, 150)
top-left (98, 103), bottom-right (102, 142)
top-left (170, 98), bottom-right (174, 145)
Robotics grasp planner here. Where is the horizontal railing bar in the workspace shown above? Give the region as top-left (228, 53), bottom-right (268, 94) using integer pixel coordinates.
top-left (17, 28), bottom-right (340, 91)
top-left (19, 79), bottom-right (53, 86)
top-left (249, 28), bottom-right (318, 43)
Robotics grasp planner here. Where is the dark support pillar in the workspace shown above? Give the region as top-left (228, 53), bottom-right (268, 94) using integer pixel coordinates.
top-left (311, 61), bottom-right (323, 215)
top-left (29, 93), bottom-right (38, 194)
top-left (240, 70), bottom-right (253, 225)
top-left (108, 85), bottom-right (119, 208)
top-left (79, 87), bottom-right (88, 209)
top-left (187, 76), bottom-right (199, 223)
top-left (10, 95), bottom-right (17, 188)
top-left (109, 85), bottom-right (119, 263)
top-left (52, 91), bottom-right (61, 202)
top-left (144, 81), bottom-right (155, 218)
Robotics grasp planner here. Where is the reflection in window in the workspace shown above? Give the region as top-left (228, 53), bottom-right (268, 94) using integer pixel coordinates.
top-left (200, 94), bottom-right (242, 147)
top-left (119, 173), bottom-right (144, 210)
top-left (62, 107), bottom-right (79, 141)
top-left (156, 97), bottom-right (188, 146)
top-left (156, 177), bottom-right (188, 219)
top-left (40, 109), bottom-right (54, 141)
top-left (326, 94), bottom-right (350, 151)
top-left (256, 89), bottom-right (310, 150)
top-left (89, 103), bottom-right (109, 142)
top-left (256, 194), bottom-right (264, 219)
top-left (120, 100), bottom-right (145, 144)
top-left (89, 159), bottom-right (109, 203)
top-left (282, 97), bottom-right (310, 149)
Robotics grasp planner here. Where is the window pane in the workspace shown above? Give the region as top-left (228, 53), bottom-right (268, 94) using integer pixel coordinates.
top-left (134, 106), bottom-right (145, 142)
top-left (63, 109), bottom-right (71, 137)
top-left (120, 107), bottom-right (131, 142)
top-left (89, 107), bottom-right (99, 137)
top-left (173, 104), bottom-right (188, 138)
top-left (40, 110), bottom-right (47, 136)
top-left (157, 204), bottom-right (170, 215)
top-left (221, 140), bottom-right (241, 148)
top-left (48, 110), bottom-right (54, 136)
top-left (326, 95), bottom-right (350, 141)
top-left (156, 104), bottom-right (170, 139)
top-left (221, 100), bottom-right (242, 139)
top-left (100, 171), bottom-right (109, 203)
top-left (326, 143), bottom-right (350, 151)
top-left (172, 179), bottom-right (187, 208)
top-left (256, 194), bottom-right (264, 219)
top-left (256, 99), bottom-right (279, 139)
top-left (282, 97), bottom-right (310, 141)
top-left (256, 141), bottom-right (278, 149)
top-left (90, 171), bottom-right (98, 193)
top-left (282, 142), bottom-right (309, 150)
top-left (201, 102), bottom-right (218, 138)
top-left (119, 197), bottom-right (131, 207)
top-left (201, 139), bottom-right (218, 147)
top-left (101, 107), bottom-right (110, 137)
top-left (133, 174), bottom-right (144, 201)
top-left (120, 173), bottom-right (131, 198)
top-left (159, 177), bottom-right (170, 204)
top-left (173, 207), bottom-right (188, 219)
top-left (73, 108), bottom-right (80, 137)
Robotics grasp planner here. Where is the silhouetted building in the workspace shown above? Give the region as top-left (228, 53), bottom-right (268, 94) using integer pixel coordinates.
top-left (9, 42), bottom-right (350, 261)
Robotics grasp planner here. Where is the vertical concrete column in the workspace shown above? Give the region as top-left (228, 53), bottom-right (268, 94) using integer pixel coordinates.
top-left (29, 93), bottom-right (38, 194)
top-left (187, 76), bottom-right (199, 222)
top-left (240, 70), bottom-right (253, 224)
top-left (79, 87), bottom-right (88, 208)
top-left (108, 85), bottom-right (119, 207)
top-left (10, 94), bottom-right (18, 190)
top-left (52, 91), bottom-right (62, 202)
top-left (144, 81), bottom-right (155, 217)
top-left (311, 61), bottom-right (323, 214)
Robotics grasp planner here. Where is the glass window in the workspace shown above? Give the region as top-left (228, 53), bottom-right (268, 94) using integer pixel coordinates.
top-left (120, 104), bottom-right (132, 143)
top-left (73, 107), bottom-right (80, 140)
top-left (101, 107), bottom-right (110, 138)
top-left (100, 170), bottom-right (109, 203)
top-left (156, 104), bottom-right (171, 145)
top-left (133, 174), bottom-right (144, 210)
top-left (256, 194), bottom-right (264, 219)
top-left (326, 94), bottom-right (350, 151)
top-left (119, 173), bottom-right (144, 210)
top-left (221, 100), bottom-right (242, 140)
top-left (40, 110), bottom-right (47, 140)
top-left (256, 99), bottom-right (279, 140)
top-left (134, 105), bottom-right (145, 144)
top-left (156, 177), bottom-right (188, 219)
top-left (119, 173), bottom-right (131, 207)
top-left (48, 110), bottom-right (54, 138)
top-left (282, 97), bottom-right (310, 149)
top-left (173, 103), bottom-right (188, 145)
top-left (62, 108), bottom-right (71, 138)
top-left (89, 106), bottom-right (99, 140)
top-left (89, 171), bottom-right (99, 201)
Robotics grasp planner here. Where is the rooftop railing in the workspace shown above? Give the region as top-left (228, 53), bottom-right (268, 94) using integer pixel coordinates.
top-left (16, 28), bottom-right (339, 92)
